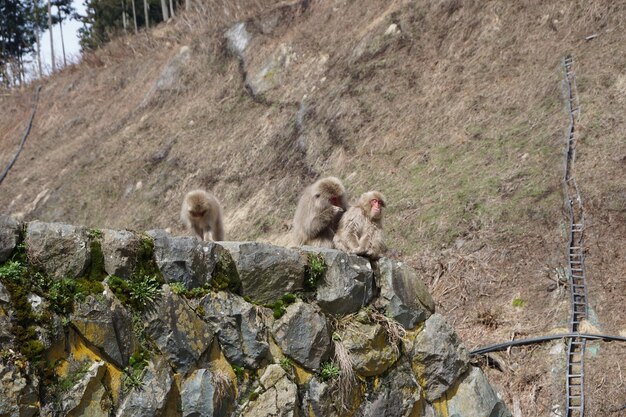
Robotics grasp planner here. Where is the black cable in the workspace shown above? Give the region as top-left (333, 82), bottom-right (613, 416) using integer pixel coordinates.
top-left (470, 333), bottom-right (626, 356)
top-left (0, 85), bottom-right (42, 185)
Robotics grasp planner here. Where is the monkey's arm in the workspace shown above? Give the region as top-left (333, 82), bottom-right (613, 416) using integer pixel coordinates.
top-left (359, 227), bottom-right (386, 259)
top-left (333, 210), bottom-right (361, 252)
top-left (308, 205), bottom-right (343, 237)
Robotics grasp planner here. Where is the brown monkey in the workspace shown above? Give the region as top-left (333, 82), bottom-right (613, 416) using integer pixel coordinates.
top-left (333, 191), bottom-right (387, 259)
top-left (291, 177), bottom-right (348, 247)
top-left (180, 190), bottom-right (225, 241)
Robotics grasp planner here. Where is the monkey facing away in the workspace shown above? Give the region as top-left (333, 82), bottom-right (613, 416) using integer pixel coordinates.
top-left (291, 177), bottom-right (348, 247)
top-left (333, 191), bottom-right (387, 259)
top-left (181, 190), bottom-right (225, 241)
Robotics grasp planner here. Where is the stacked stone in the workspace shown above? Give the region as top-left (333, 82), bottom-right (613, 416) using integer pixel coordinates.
top-left (0, 217), bottom-right (510, 417)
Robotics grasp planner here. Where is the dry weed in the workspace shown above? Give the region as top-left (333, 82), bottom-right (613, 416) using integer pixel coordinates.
top-left (332, 338), bottom-right (357, 412)
top-left (211, 369), bottom-right (232, 407)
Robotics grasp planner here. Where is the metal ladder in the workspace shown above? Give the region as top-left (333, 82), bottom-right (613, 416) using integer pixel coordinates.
top-left (563, 55), bottom-right (587, 417)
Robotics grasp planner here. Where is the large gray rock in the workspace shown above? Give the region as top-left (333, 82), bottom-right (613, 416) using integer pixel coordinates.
top-left (375, 258), bottom-right (435, 329)
top-left (70, 291), bottom-right (137, 368)
top-left (0, 362), bottom-right (38, 417)
top-left (225, 22), bottom-right (251, 60)
top-left (242, 365), bottom-right (298, 417)
top-left (219, 242), bottom-right (305, 304)
top-left (339, 318), bottom-right (400, 377)
top-left (356, 358), bottom-right (422, 417)
top-left (272, 301), bottom-right (331, 370)
top-left (303, 377), bottom-right (362, 417)
top-left (101, 229), bottom-right (142, 279)
top-left (144, 285), bottom-right (214, 374)
top-left (25, 221), bottom-right (90, 279)
top-left (61, 361), bottom-right (109, 417)
top-left (0, 215), bottom-right (21, 262)
top-left (199, 291), bottom-right (270, 369)
top-left (148, 230), bottom-right (240, 291)
top-left (0, 282), bottom-right (11, 346)
top-left (181, 368), bottom-right (234, 417)
top-left (115, 358), bottom-right (176, 417)
top-left (245, 43), bottom-right (294, 97)
top-left (0, 282), bottom-right (13, 347)
top-left (442, 366), bottom-right (512, 417)
top-left (0, 281), bottom-right (9, 305)
top-left (411, 313), bottom-right (470, 401)
top-left (302, 247), bottom-right (374, 315)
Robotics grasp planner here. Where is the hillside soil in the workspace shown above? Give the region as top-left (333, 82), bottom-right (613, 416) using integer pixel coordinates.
top-left (1, 0), bottom-right (625, 415)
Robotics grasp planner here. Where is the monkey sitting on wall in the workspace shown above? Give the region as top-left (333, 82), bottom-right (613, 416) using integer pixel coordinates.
top-left (180, 190), bottom-right (225, 241)
top-left (291, 177), bottom-right (348, 247)
top-left (333, 191), bottom-right (387, 259)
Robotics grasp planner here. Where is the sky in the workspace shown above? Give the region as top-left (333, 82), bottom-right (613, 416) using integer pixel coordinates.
top-left (31, 0), bottom-right (86, 76)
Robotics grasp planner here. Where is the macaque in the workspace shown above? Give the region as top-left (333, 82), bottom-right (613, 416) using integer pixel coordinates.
top-left (181, 190), bottom-right (225, 241)
top-left (291, 177), bottom-right (348, 247)
top-left (333, 191), bottom-right (387, 259)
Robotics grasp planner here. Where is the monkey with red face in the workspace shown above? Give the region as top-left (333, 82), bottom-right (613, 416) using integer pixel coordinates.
top-left (333, 191), bottom-right (387, 259)
top-left (291, 177), bottom-right (349, 247)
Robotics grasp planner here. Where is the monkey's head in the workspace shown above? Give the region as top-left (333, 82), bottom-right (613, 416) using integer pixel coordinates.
top-left (313, 177), bottom-right (347, 209)
top-left (186, 191), bottom-right (211, 218)
top-left (359, 191), bottom-right (386, 221)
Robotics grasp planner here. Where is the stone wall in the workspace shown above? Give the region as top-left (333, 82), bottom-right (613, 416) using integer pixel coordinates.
top-left (0, 217), bottom-right (510, 417)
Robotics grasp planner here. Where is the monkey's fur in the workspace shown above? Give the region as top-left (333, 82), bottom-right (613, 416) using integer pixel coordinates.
top-left (181, 190), bottom-right (225, 241)
top-left (333, 191), bottom-right (387, 259)
top-left (291, 177), bottom-right (348, 247)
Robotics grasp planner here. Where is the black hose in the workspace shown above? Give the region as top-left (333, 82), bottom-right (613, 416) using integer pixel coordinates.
top-left (0, 85), bottom-right (42, 185)
top-left (470, 333), bottom-right (626, 356)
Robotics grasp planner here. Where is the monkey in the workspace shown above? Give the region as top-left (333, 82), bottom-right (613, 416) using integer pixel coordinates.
top-left (180, 190), bottom-right (225, 241)
top-left (333, 191), bottom-right (387, 259)
top-left (291, 177), bottom-right (348, 247)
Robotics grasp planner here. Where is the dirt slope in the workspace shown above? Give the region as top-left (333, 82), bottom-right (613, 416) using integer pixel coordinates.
top-left (1, 0), bottom-right (625, 414)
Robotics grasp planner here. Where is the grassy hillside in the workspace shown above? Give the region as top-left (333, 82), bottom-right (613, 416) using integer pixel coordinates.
top-left (1, 0), bottom-right (625, 414)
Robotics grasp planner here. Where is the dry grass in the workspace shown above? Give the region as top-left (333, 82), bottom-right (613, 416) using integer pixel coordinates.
top-left (211, 368), bottom-right (233, 407)
top-left (332, 338), bottom-right (357, 412)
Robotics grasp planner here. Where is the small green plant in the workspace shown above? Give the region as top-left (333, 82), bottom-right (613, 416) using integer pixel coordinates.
top-left (170, 282), bottom-right (186, 295)
top-left (319, 361), bottom-right (340, 381)
top-left (232, 365), bottom-right (245, 382)
top-left (57, 361), bottom-right (92, 393)
top-left (88, 229), bottom-right (103, 239)
top-left (248, 391), bottom-right (259, 401)
top-left (122, 366), bottom-right (146, 393)
top-left (49, 277), bottom-right (77, 315)
top-left (0, 260), bottom-right (24, 281)
top-left (279, 357), bottom-right (293, 372)
top-left (512, 298), bottom-right (526, 308)
top-left (305, 253), bottom-right (326, 289)
top-left (185, 286), bottom-right (210, 299)
top-left (128, 274), bottom-right (161, 309)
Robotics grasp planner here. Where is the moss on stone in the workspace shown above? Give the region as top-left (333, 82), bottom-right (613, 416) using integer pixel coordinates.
top-left (0, 258), bottom-right (45, 364)
top-left (86, 239), bottom-right (106, 281)
top-left (212, 253), bottom-right (239, 292)
top-left (135, 235), bottom-right (163, 284)
top-left (108, 275), bottom-right (131, 306)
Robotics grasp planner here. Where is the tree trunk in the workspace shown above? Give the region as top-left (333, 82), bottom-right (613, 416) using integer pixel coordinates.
top-left (57, 7), bottom-right (67, 67)
top-left (131, 0), bottom-right (138, 33)
top-left (47, 0), bottom-right (55, 72)
top-left (169, 0), bottom-right (175, 17)
top-left (121, 0), bottom-right (127, 32)
top-left (35, 27), bottom-right (42, 78)
top-left (161, 0), bottom-right (169, 21)
top-left (143, 0), bottom-right (149, 28)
